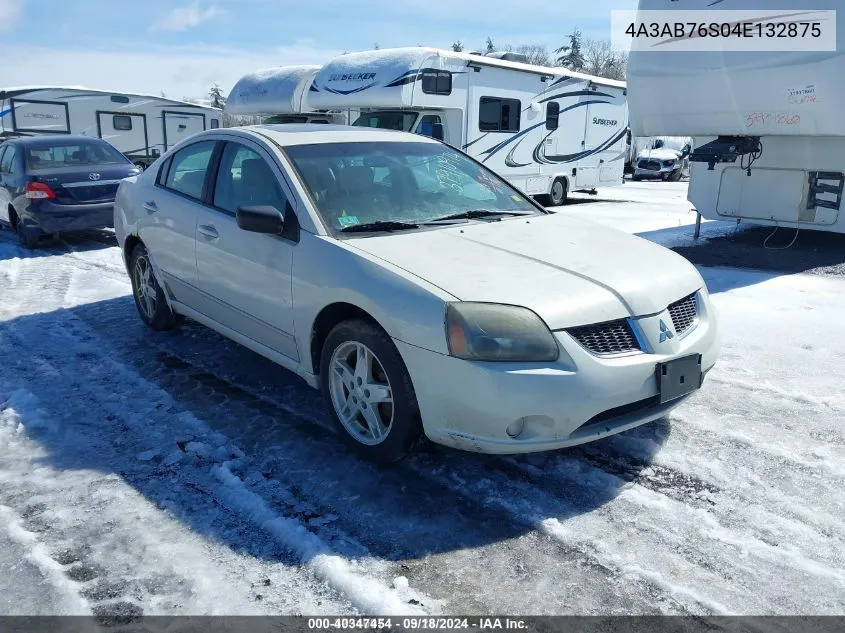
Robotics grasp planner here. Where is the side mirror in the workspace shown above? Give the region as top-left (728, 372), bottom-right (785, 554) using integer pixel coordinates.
top-left (236, 205), bottom-right (285, 234)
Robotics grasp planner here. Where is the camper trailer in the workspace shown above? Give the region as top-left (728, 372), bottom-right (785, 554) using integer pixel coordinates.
top-left (226, 66), bottom-right (356, 125)
top-left (628, 0), bottom-right (845, 232)
top-left (0, 86), bottom-right (222, 168)
top-left (307, 47), bottom-right (629, 205)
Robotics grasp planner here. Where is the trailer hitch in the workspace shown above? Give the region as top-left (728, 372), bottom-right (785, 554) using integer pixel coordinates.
top-left (689, 136), bottom-right (763, 173)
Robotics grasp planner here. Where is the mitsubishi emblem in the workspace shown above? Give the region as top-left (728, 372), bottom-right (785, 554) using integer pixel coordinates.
top-left (659, 319), bottom-right (674, 343)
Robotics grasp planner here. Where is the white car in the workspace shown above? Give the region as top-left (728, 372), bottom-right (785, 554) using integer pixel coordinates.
top-left (114, 125), bottom-right (719, 463)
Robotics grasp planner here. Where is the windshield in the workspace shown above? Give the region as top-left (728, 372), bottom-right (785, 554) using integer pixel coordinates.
top-left (353, 111), bottom-right (418, 132)
top-left (264, 115), bottom-right (308, 124)
top-left (25, 141), bottom-right (130, 170)
top-left (285, 141), bottom-right (541, 233)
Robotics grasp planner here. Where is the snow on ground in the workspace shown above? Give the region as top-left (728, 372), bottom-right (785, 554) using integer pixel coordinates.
top-left (0, 181), bottom-right (843, 617)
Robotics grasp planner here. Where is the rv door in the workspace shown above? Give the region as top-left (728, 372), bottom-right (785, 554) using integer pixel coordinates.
top-left (97, 112), bottom-right (148, 160)
top-left (163, 111), bottom-right (206, 150)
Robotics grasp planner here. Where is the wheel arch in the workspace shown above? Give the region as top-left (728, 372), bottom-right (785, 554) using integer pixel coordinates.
top-left (310, 302), bottom-right (388, 377)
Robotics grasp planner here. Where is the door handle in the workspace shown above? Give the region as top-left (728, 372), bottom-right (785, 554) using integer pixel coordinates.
top-left (198, 224), bottom-right (218, 239)
top-left (143, 201), bottom-right (158, 214)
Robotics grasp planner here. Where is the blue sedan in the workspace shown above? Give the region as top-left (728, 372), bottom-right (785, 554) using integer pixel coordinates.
top-left (0, 135), bottom-right (140, 247)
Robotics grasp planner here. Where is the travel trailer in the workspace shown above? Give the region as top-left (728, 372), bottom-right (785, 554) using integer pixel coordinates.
top-left (628, 0), bottom-right (845, 232)
top-left (226, 66), bottom-right (356, 125)
top-left (0, 87), bottom-right (222, 168)
top-left (307, 47), bottom-right (629, 205)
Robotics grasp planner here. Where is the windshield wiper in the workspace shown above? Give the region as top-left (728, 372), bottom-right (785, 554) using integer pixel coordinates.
top-left (425, 209), bottom-right (533, 223)
top-left (339, 220), bottom-right (420, 233)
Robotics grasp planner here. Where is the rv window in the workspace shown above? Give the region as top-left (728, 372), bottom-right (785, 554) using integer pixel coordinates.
top-left (353, 111), bottom-right (419, 132)
top-left (421, 71), bottom-right (452, 96)
top-left (210, 119), bottom-right (220, 129)
top-left (479, 97), bottom-right (521, 133)
top-left (111, 95), bottom-right (130, 104)
top-left (545, 102), bottom-right (560, 131)
top-left (113, 115), bottom-right (133, 131)
top-left (163, 140), bottom-right (216, 201)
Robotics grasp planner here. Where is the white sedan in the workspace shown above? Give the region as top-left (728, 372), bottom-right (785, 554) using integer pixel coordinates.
top-left (114, 125), bottom-right (719, 463)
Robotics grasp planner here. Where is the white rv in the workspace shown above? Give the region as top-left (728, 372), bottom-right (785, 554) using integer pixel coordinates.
top-left (0, 86), bottom-right (222, 168)
top-left (628, 0), bottom-right (845, 232)
top-left (307, 47), bottom-right (629, 205)
top-left (226, 66), bottom-right (355, 125)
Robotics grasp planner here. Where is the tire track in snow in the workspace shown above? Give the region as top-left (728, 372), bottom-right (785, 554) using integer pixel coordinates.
top-left (35, 295), bottom-right (697, 613)
top-left (0, 315), bottom-right (431, 616)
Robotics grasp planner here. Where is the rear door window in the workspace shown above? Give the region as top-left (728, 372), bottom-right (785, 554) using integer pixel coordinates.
top-left (163, 141), bottom-right (216, 200)
top-left (1, 146), bottom-right (17, 174)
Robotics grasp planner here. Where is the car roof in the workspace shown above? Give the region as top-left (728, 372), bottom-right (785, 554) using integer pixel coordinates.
top-left (234, 124), bottom-right (439, 147)
top-left (8, 135), bottom-right (113, 147)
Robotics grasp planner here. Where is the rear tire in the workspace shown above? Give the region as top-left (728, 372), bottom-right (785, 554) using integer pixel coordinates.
top-left (549, 177), bottom-right (568, 206)
top-left (14, 216), bottom-right (39, 249)
top-left (320, 320), bottom-right (424, 464)
top-left (129, 242), bottom-right (181, 331)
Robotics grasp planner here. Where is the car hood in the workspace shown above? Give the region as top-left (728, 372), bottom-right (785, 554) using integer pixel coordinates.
top-left (347, 213), bottom-right (704, 329)
top-left (638, 149), bottom-right (682, 162)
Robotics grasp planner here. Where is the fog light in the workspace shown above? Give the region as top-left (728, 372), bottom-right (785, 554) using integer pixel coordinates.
top-left (506, 418), bottom-right (526, 439)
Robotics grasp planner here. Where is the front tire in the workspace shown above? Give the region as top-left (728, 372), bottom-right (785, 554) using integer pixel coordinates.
top-left (320, 320), bottom-right (424, 463)
top-left (129, 242), bottom-right (181, 331)
top-left (549, 177), bottom-right (568, 206)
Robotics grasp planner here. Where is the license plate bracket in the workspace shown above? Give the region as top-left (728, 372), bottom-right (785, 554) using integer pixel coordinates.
top-left (657, 354), bottom-right (703, 404)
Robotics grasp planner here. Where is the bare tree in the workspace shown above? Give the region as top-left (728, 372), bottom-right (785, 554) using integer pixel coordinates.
top-left (580, 37), bottom-right (627, 80)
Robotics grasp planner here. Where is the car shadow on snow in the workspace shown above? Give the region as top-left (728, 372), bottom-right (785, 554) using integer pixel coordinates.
top-left (3, 295), bottom-right (673, 565)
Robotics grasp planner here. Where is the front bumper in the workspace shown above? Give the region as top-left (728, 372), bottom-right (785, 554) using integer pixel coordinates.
top-left (635, 166), bottom-right (679, 179)
top-left (397, 292), bottom-right (719, 454)
top-left (23, 200), bottom-right (115, 234)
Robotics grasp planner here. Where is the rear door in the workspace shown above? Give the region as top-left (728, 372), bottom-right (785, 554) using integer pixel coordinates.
top-left (580, 99), bottom-right (627, 187)
top-left (163, 111), bottom-right (206, 151)
top-left (97, 112), bottom-right (148, 158)
top-left (0, 145), bottom-right (13, 221)
top-left (141, 139), bottom-right (217, 297)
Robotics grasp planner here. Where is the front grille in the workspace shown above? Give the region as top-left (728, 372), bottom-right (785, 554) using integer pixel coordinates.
top-left (567, 319), bottom-right (641, 356)
top-left (638, 160), bottom-right (661, 171)
top-left (668, 293), bottom-right (698, 335)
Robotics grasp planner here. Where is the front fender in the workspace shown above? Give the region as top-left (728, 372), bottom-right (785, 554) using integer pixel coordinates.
top-left (292, 233), bottom-right (458, 375)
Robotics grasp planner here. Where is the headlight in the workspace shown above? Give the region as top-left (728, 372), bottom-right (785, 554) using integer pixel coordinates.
top-left (445, 302), bottom-right (559, 362)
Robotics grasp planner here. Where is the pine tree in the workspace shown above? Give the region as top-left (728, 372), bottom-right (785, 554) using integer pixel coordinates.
top-left (452, 40), bottom-right (464, 52)
top-left (485, 36), bottom-right (495, 54)
top-left (554, 28), bottom-right (585, 71)
top-left (209, 83), bottom-right (226, 109)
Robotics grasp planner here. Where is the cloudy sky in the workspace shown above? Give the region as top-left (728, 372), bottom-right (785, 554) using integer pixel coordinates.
top-left (0, 0), bottom-right (636, 100)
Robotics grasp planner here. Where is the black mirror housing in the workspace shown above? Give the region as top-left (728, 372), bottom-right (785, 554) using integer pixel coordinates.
top-left (236, 205), bottom-right (285, 234)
